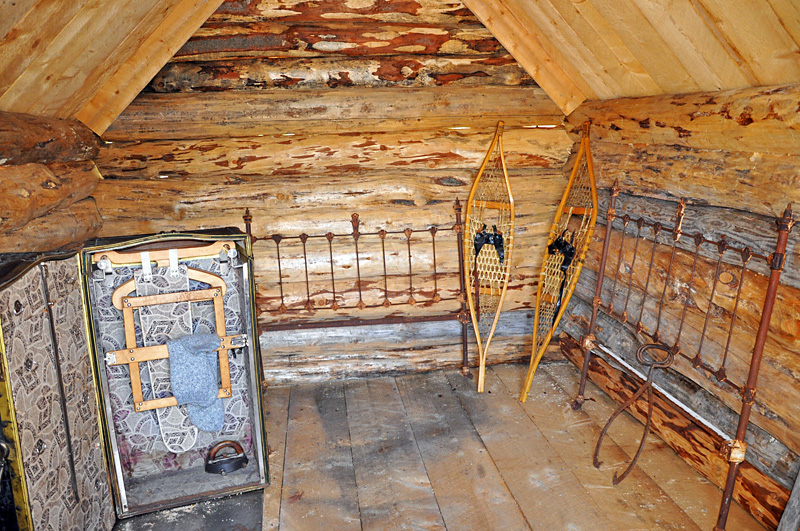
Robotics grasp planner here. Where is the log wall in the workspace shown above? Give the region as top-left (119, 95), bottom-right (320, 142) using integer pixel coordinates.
top-left (94, 0), bottom-right (571, 382)
top-left (0, 111), bottom-right (103, 253)
top-left (561, 82), bottom-right (800, 528)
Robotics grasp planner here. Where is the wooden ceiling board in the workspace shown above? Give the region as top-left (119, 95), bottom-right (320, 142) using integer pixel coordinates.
top-left (0, 0), bottom-right (39, 41)
top-left (461, 0), bottom-right (588, 114)
top-left (524, 0), bottom-right (655, 99)
top-left (547, 0), bottom-right (661, 96)
top-left (0, 0), bottom-right (91, 96)
top-left (633, 0), bottom-right (752, 90)
top-left (13, 0), bottom-right (169, 117)
top-left (57, 0), bottom-right (186, 118)
top-left (75, 0), bottom-right (227, 134)
top-left (765, 0), bottom-right (800, 46)
top-left (697, 0), bottom-right (800, 86)
top-left (587, 0), bottom-right (702, 94)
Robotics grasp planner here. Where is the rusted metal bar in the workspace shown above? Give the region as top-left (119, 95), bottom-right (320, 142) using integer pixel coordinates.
top-left (695, 240), bottom-right (726, 369)
top-left (719, 249), bottom-right (751, 375)
top-left (430, 227), bottom-right (441, 302)
top-left (675, 233), bottom-right (703, 350)
top-left (636, 222), bottom-right (661, 332)
top-left (273, 234), bottom-right (286, 312)
top-left (379, 230), bottom-right (390, 307)
top-left (326, 232), bottom-right (338, 310)
top-left (573, 181), bottom-right (619, 410)
top-left (653, 200), bottom-right (685, 343)
top-left (622, 217), bottom-right (644, 321)
top-left (300, 233), bottom-right (313, 311)
top-left (352, 213), bottom-right (365, 309)
top-left (609, 214), bottom-right (629, 314)
top-left (714, 204), bottom-right (794, 531)
top-left (405, 228), bottom-right (415, 305)
top-left (454, 199), bottom-right (471, 376)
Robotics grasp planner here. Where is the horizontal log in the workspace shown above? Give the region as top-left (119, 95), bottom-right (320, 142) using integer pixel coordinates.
top-left (96, 127), bottom-right (572, 178)
top-left (93, 169), bottom-right (564, 235)
top-left (567, 83), bottom-right (800, 155)
top-left (0, 161), bottom-right (102, 232)
top-left (151, 54), bottom-right (534, 92)
top-left (0, 111), bottom-right (100, 166)
top-left (560, 335), bottom-right (788, 530)
top-left (260, 308), bottom-right (533, 384)
top-left (577, 225), bottom-right (800, 455)
top-left (596, 190), bottom-right (800, 289)
top-left (575, 141), bottom-right (800, 218)
top-left (210, 0), bottom-right (481, 26)
top-left (0, 198), bottom-right (103, 253)
top-left (103, 86), bottom-right (565, 141)
top-left (173, 21), bottom-right (502, 61)
top-left (558, 298), bottom-right (799, 491)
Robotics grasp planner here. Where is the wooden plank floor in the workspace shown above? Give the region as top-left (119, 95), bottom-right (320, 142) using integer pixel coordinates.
top-left (263, 361), bottom-right (767, 531)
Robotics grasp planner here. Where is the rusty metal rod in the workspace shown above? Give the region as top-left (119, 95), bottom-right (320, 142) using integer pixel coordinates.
top-left (714, 204), bottom-right (793, 531)
top-left (574, 181), bottom-right (619, 410)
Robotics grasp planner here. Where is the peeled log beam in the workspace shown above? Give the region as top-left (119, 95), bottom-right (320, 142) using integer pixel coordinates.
top-left (560, 335), bottom-right (788, 530)
top-left (0, 161), bottom-right (102, 232)
top-left (96, 128), bottom-right (572, 178)
top-left (173, 21), bottom-right (502, 61)
top-left (261, 308), bottom-right (532, 384)
top-left (151, 55), bottom-right (533, 92)
top-left (0, 198), bottom-right (103, 253)
top-left (210, 0), bottom-right (480, 26)
top-left (0, 111), bottom-right (100, 166)
top-left (578, 226), bottom-right (800, 455)
top-left (567, 83), bottom-right (800, 155)
top-left (572, 141), bottom-right (800, 218)
top-left (597, 191), bottom-right (800, 289)
top-left (104, 86), bottom-right (565, 141)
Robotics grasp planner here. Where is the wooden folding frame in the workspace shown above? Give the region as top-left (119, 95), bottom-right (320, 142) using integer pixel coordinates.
top-left (106, 266), bottom-right (238, 413)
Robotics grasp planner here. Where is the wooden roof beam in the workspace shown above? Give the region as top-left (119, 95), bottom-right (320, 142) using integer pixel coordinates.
top-left (75, 0), bottom-right (225, 136)
top-left (462, 0), bottom-right (586, 115)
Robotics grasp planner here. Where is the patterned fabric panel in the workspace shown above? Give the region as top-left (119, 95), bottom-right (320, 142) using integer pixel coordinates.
top-left (88, 253), bottom-right (255, 481)
top-left (5, 271), bottom-right (78, 531)
top-left (44, 259), bottom-right (116, 531)
top-left (134, 266), bottom-right (199, 454)
top-left (0, 266), bottom-right (45, 335)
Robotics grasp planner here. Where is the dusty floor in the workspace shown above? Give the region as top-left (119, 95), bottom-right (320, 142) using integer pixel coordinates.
top-left (115, 360), bottom-right (764, 530)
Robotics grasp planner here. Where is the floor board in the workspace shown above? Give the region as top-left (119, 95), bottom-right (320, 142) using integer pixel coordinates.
top-left (117, 361), bottom-right (768, 530)
top-left (345, 378), bottom-right (445, 530)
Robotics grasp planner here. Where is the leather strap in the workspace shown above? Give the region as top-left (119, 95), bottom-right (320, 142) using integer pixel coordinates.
top-left (205, 440), bottom-right (248, 475)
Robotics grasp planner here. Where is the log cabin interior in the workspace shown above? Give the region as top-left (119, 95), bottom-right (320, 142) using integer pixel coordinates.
top-left (1, 0), bottom-right (799, 530)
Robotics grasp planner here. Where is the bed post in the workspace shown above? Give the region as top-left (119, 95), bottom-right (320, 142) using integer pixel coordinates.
top-left (572, 181), bottom-right (619, 410)
top-left (714, 204), bottom-right (794, 530)
top-left (454, 199), bottom-right (471, 376)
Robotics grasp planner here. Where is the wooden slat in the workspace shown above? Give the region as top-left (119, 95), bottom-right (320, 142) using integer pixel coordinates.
top-left (447, 367), bottom-right (614, 530)
top-left (0, 0), bottom-right (91, 97)
top-left (121, 287), bottom-right (223, 309)
top-left (543, 362), bottom-right (766, 531)
top-left (395, 371), bottom-right (531, 530)
top-left (261, 385), bottom-right (291, 531)
top-left (461, 0), bottom-right (588, 114)
top-left (544, 0), bottom-right (661, 95)
top-left (695, 0), bottom-right (800, 86)
top-left (586, 0), bottom-right (701, 94)
top-left (280, 382), bottom-right (360, 530)
top-left (344, 378), bottom-right (445, 530)
top-left (75, 0), bottom-right (227, 135)
top-left (103, 86), bottom-right (565, 141)
top-left (632, 0), bottom-right (754, 89)
top-left (95, 241), bottom-right (236, 266)
top-left (494, 363), bottom-right (704, 530)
